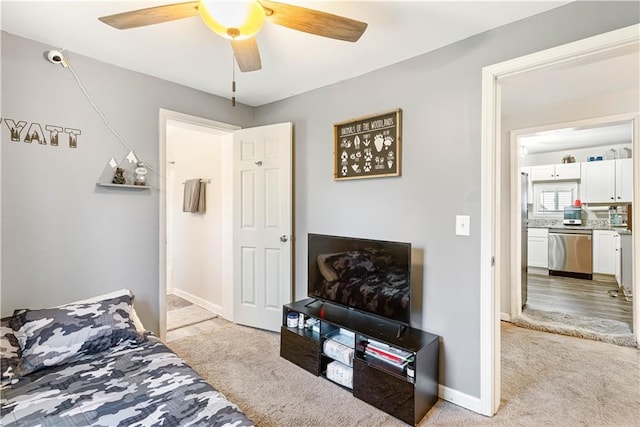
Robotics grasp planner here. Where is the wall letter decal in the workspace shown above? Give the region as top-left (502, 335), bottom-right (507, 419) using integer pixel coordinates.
top-left (2, 119), bottom-right (80, 149)
top-left (65, 128), bottom-right (81, 148)
top-left (45, 125), bottom-right (63, 147)
top-left (24, 123), bottom-right (47, 145)
top-left (3, 119), bottom-right (27, 142)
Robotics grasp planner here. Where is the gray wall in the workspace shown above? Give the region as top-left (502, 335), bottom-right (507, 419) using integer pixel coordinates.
top-left (1, 0), bottom-right (638, 402)
top-left (0, 31), bottom-right (254, 332)
top-left (254, 1), bottom-right (640, 398)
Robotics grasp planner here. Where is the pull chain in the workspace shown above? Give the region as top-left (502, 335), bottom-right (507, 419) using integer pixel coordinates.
top-left (231, 53), bottom-right (237, 107)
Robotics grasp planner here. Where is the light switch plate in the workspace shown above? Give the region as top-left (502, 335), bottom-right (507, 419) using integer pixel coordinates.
top-left (456, 215), bottom-right (470, 236)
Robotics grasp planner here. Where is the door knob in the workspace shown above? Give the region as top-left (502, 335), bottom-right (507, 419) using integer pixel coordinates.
top-left (255, 161), bottom-right (263, 166)
top-left (280, 235), bottom-right (289, 242)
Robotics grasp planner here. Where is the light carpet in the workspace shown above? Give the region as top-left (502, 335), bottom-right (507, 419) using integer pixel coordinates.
top-left (168, 321), bottom-right (640, 426)
top-left (514, 308), bottom-right (637, 347)
top-left (166, 304), bottom-right (217, 331)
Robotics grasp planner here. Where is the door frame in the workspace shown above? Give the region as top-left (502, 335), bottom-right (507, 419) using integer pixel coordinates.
top-left (480, 23), bottom-right (640, 416)
top-left (509, 114), bottom-right (637, 319)
top-left (158, 108), bottom-right (240, 341)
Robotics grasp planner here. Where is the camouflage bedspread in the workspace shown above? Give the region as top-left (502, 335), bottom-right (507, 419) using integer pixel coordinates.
top-left (0, 324), bottom-right (254, 427)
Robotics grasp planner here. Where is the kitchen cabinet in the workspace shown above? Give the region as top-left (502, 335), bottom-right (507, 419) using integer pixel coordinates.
top-left (619, 234), bottom-right (632, 291)
top-left (592, 230), bottom-right (617, 275)
top-left (530, 163), bottom-right (581, 182)
top-left (581, 159), bottom-right (632, 203)
top-left (527, 228), bottom-right (549, 269)
top-left (614, 233), bottom-right (621, 286)
top-left (615, 158), bottom-right (633, 203)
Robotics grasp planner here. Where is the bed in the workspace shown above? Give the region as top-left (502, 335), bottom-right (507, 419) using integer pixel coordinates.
top-left (0, 290), bottom-right (253, 427)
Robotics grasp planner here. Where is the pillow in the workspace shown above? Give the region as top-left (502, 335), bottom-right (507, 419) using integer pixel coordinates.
top-left (10, 293), bottom-right (145, 375)
top-left (62, 288), bottom-right (146, 333)
top-left (1, 318), bottom-right (21, 385)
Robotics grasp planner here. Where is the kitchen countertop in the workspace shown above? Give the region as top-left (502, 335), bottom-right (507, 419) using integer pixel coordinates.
top-left (527, 219), bottom-right (632, 235)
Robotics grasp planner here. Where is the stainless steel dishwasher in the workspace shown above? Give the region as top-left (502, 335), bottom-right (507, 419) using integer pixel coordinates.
top-left (548, 228), bottom-right (593, 280)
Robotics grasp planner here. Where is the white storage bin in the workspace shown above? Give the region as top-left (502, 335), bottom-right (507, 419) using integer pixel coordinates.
top-left (326, 360), bottom-right (353, 389)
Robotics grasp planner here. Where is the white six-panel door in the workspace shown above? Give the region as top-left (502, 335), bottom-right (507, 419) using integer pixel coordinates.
top-left (233, 122), bottom-right (293, 331)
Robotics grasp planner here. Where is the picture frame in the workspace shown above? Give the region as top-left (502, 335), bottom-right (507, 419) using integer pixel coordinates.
top-left (334, 108), bottom-right (402, 180)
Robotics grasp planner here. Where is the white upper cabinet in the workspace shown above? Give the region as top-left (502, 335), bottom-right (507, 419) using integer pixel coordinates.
top-left (581, 159), bottom-right (632, 203)
top-left (554, 163), bottom-right (582, 180)
top-left (530, 163), bottom-right (580, 181)
top-left (530, 165), bottom-right (555, 181)
top-left (581, 160), bottom-right (616, 203)
top-left (615, 158), bottom-right (633, 203)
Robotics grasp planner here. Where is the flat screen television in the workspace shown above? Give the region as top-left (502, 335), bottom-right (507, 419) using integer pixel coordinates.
top-left (308, 233), bottom-right (411, 325)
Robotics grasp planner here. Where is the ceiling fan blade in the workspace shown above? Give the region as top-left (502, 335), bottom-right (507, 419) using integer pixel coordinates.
top-left (98, 1), bottom-right (199, 30)
top-left (259, 0), bottom-right (367, 42)
top-left (232, 37), bottom-right (262, 72)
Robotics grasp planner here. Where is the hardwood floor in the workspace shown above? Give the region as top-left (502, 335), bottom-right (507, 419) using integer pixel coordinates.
top-left (526, 273), bottom-right (633, 327)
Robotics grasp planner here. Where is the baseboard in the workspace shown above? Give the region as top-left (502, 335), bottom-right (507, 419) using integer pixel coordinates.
top-left (500, 312), bottom-right (512, 322)
top-left (593, 273), bottom-right (616, 283)
top-left (438, 384), bottom-right (486, 415)
top-left (528, 267), bottom-right (548, 276)
top-left (170, 288), bottom-right (222, 316)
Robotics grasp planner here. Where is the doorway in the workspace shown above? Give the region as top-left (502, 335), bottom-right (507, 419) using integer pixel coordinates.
top-left (510, 118), bottom-right (634, 335)
top-left (158, 109), bottom-right (239, 341)
top-left (480, 24), bottom-right (640, 416)
top-left (166, 120), bottom-right (228, 309)
top-left (158, 110), bottom-right (294, 341)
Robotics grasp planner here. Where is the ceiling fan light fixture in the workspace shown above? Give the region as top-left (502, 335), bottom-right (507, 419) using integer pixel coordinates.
top-left (198, 0), bottom-right (266, 40)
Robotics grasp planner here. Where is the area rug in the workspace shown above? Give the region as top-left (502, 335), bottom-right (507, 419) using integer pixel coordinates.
top-left (513, 308), bottom-right (637, 347)
top-left (167, 304), bottom-right (217, 331)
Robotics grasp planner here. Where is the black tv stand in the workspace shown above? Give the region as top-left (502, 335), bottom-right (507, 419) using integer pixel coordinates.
top-left (280, 298), bottom-right (439, 426)
top-left (304, 298), bottom-right (320, 307)
top-left (396, 324), bottom-right (407, 338)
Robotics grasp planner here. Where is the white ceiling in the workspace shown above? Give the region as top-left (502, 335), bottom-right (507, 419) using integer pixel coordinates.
top-left (519, 123), bottom-right (633, 155)
top-left (502, 46), bottom-right (639, 154)
top-left (0, 1), bottom-right (571, 107)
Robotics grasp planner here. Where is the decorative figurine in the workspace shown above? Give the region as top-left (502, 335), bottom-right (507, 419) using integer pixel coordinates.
top-left (134, 162), bottom-right (148, 186)
top-left (112, 167), bottom-right (126, 184)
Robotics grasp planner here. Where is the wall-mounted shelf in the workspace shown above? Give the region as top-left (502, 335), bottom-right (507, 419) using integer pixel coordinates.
top-left (98, 151), bottom-right (152, 189)
top-left (96, 183), bottom-right (149, 190)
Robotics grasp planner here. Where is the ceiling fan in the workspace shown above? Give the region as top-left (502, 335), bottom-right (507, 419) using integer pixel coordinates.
top-left (98, 0), bottom-right (368, 73)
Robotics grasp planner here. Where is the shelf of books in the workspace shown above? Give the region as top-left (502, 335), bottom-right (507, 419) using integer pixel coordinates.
top-left (356, 336), bottom-right (416, 384)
